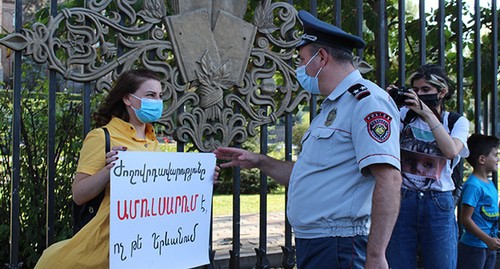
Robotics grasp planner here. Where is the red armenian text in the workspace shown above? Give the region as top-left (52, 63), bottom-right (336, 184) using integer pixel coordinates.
top-left (117, 194), bottom-right (200, 220)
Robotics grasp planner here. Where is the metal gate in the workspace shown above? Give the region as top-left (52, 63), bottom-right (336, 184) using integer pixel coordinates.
top-left (1, 0), bottom-right (498, 268)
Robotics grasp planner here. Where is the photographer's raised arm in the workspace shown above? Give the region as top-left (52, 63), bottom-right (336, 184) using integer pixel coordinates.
top-left (214, 147), bottom-right (294, 185)
top-left (404, 90), bottom-right (464, 159)
top-left (422, 112), bottom-right (464, 159)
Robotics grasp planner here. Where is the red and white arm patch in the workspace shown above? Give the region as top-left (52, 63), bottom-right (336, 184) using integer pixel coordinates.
top-left (364, 111), bottom-right (392, 143)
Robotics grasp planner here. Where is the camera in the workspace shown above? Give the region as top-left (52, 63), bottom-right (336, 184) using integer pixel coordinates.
top-left (389, 86), bottom-right (410, 107)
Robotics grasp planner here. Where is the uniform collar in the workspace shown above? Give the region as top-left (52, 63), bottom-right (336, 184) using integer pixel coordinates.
top-left (107, 117), bottom-right (156, 141)
top-left (326, 69), bottom-right (362, 102)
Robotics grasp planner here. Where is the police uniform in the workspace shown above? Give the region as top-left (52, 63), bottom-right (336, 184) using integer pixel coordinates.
top-left (288, 10), bottom-right (401, 268)
top-left (288, 70), bottom-right (401, 238)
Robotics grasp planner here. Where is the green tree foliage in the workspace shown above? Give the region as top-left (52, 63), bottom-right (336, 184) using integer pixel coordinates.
top-left (214, 133), bottom-right (281, 195)
top-left (0, 60), bottom-right (102, 267)
top-left (290, 0), bottom-right (498, 124)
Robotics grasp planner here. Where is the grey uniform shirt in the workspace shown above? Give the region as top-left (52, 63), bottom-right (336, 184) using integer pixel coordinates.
top-left (287, 70), bottom-right (401, 239)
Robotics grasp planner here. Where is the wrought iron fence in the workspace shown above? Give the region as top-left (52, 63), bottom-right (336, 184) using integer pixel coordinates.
top-left (0, 0), bottom-right (498, 268)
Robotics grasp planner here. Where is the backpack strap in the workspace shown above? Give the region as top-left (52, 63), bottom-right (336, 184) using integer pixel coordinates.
top-left (72, 127), bottom-right (110, 235)
top-left (445, 111), bottom-right (464, 206)
top-left (103, 127), bottom-right (110, 153)
top-left (401, 110), bottom-right (418, 130)
top-left (446, 111), bottom-right (461, 132)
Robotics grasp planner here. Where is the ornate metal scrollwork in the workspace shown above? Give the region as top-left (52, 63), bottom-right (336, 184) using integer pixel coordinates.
top-left (0, 0), bottom-right (309, 152)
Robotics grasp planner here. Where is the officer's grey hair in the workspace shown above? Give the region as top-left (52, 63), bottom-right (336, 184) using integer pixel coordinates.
top-left (308, 44), bottom-right (354, 65)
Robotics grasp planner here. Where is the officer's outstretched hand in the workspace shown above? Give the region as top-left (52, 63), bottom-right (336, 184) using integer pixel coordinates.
top-left (214, 147), bottom-right (260, 170)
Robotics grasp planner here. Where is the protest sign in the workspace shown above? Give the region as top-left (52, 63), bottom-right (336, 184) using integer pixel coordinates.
top-left (109, 151), bottom-right (215, 269)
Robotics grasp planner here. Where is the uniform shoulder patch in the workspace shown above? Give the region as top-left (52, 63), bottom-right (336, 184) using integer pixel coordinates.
top-left (364, 111), bottom-right (392, 143)
top-left (348, 83), bottom-right (370, 100)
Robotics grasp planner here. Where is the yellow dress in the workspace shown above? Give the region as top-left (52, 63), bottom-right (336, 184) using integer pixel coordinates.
top-left (35, 117), bottom-right (160, 269)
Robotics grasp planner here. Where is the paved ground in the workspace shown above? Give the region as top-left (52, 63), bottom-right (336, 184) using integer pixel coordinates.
top-left (210, 212), bottom-right (500, 269)
top-left (211, 212), bottom-right (293, 268)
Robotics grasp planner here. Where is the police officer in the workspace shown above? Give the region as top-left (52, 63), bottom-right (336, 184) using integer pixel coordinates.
top-left (214, 10), bottom-right (402, 269)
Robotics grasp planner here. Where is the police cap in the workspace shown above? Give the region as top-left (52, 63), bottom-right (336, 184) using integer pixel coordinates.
top-left (297, 10), bottom-right (366, 52)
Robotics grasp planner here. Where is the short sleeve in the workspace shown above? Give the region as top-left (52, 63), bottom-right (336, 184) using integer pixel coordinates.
top-left (76, 128), bottom-right (106, 176)
top-left (450, 115), bottom-right (470, 158)
top-left (352, 92), bottom-right (401, 173)
top-left (461, 182), bottom-right (481, 208)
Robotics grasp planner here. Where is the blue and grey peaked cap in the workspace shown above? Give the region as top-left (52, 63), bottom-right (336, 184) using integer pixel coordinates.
top-left (297, 10), bottom-right (366, 52)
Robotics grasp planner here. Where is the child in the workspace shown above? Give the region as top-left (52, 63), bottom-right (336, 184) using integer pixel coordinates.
top-left (458, 133), bottom-right (500, 269)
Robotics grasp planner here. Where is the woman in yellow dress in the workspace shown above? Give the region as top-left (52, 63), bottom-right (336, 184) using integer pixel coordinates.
top-left (36, 69), bottom-right (165, 268)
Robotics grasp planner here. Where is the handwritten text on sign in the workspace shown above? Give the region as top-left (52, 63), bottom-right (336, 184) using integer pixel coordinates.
top-left (109, 151), bottom-right (215, 269)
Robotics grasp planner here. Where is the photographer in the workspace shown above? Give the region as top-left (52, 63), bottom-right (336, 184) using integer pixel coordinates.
top-left (385, 64), bottom-right (470, 268)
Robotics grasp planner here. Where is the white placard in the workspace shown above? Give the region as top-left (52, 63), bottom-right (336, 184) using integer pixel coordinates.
top-left (109, 151), bottom-right (215, 269)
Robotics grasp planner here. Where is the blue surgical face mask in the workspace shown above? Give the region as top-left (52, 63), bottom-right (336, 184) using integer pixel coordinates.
top-left (130, 94), bottom-right (163, 123)
top-left (295, 51), bottom-right (323, 95)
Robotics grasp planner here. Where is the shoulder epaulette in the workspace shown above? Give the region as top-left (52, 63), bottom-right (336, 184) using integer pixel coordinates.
top-left (347, 83), bottom-right (370, 100)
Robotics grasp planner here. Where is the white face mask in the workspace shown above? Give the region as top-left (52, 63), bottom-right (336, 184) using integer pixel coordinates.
top-left (295, 51), bottom-right (323, 95)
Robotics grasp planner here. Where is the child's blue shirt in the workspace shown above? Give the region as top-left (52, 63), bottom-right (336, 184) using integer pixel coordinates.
top-left (460, 174), bottom-right (499, 248)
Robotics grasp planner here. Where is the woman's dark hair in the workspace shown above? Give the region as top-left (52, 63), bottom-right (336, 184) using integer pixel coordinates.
top-left (409, 64), bottom-right (453, 100)
top-left (93, 69), bottom-right (160, 127)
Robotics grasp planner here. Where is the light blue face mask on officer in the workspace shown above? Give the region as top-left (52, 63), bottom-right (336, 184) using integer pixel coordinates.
top-left (130, 94), bottom-right (163, 123)
top-left (295, 51), bottom-right (323, 95)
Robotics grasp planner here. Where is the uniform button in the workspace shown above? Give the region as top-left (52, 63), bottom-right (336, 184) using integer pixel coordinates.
top-left (419, 192), bottom-right (424, 197)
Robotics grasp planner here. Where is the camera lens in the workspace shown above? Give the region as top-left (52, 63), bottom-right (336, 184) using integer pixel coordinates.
top-left (389, 87), bottom-right (407, 107)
